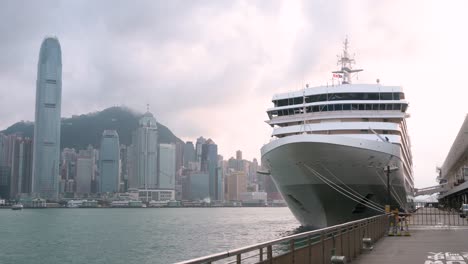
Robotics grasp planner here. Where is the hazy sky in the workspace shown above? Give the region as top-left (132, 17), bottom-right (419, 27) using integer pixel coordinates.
top-left (0, 0), bottom-right (466, 188)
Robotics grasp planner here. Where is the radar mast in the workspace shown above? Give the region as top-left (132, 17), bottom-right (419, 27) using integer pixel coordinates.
top-left (332, 37), bottom-right (363, 84)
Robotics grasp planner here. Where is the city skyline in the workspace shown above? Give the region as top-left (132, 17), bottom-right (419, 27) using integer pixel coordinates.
top-left (1, 1), bottom-right (468, 188)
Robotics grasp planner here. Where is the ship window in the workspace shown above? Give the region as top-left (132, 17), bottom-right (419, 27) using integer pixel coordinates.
top-left (401, 104), bottom-right (408, 112)
top-left (358, 104), bottom-right (365, 110)
top-left (328, 105), bottom-right (334, 111)
top-left (351, 104), bottom-right (359, 110)
top-left (365, 104), bottom-right (372, 110)
top-left (379, 104), bottom-right (385, 110)
top-left (312, 106), bottom-right (319, 112)
top-left (385, 104), bottom-right (392, 110)
top-left (343, 104), bottom-right (351, 110)
top-left (293, 97), bottom-right (302, 105)
top-left (276, 99), bottom-right (288, 107)
top-left (335, 104), bottom-right (343, 111)
top-left (318, 94), bottom-right (328, 102)
top-left (393, 104), bottom-right (401, 110)
top-left (368, 93), bottom-right (379, 100)
top-left (372, 104), bottom-right (379, 110)
top-left (381, 93), bottom-right (393, 100)
top-left (320, 105), bottom-right (328, 112)
top-left (393, 93), bottom-right (400, 100)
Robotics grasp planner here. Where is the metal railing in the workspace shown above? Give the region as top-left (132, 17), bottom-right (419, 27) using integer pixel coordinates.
top-left (175, 214), bottom-right (388, 264)
top-left (407, 205), bottom-right (468, 227)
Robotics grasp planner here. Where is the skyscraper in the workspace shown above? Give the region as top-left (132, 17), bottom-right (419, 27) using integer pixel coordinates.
top-left (159, 143), bottom-right (176, 190)
top-left (76, 147), bottom-right (95, 195)
top-left (10, 137), bottom-right (33, 197)
top-left (134, 111), bottom-right (158, 189)
top-left (99, 130), bottom-right (120, 193)
top-left (195, 137), bottom-right (206, 170)
top-left (201, 139), bottom-right (221, 200)
top-left (183, 141), bottom-right (195, 168)
top-left (32, 37), bottom-right (62, 200)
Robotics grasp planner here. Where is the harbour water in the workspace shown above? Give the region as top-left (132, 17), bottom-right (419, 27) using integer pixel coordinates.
top-left (0, 208), bottom-right (299, 264)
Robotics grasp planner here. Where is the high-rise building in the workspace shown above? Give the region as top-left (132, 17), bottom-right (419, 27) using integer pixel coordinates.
top-left (60, 148), bottom-right (77, 194)
top-left (188, 172), bottom-right (210, 200)
top-left (0, 134), bottom-right (5, 166)
top-left (32, 37), bottom-right (62, 200)
top-left (10, 137), bottom-right (33, 197)
top-left (126, 144), bottom-right (137, 189)
top-left (134, 112), bottom-right (158, 189)
top-left (183, 141), bottom-right (196, 168)
top-left (0, 166), bottom-right (11, 199)
top-left (201, 139), bottom-right (221, 200)
top-left (236, 150), bottom-right (242, 161)
top-left (225, 170), bottom-right (247, 201)
top-left (76, 147), bottom-right (95, 195)
top-left (159, 143), bottom-right (176, 190)
top-left (195, 137), bottom-right (206, 170)
top-left (120, 145), bottom-right (128, 192)
top-left (250, 158), bottom-right (259, 184)
top-left (99, 130), bottom-right (120, 193)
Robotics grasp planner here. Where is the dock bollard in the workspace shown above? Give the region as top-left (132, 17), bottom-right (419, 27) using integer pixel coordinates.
top-left (362, 237), bottom-right (373, 251)
top-left (331, 255), bottom-right (346, 264)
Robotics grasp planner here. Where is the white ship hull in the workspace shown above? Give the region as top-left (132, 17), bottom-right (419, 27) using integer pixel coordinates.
top-left (261, 134), bottom-right (411, 228)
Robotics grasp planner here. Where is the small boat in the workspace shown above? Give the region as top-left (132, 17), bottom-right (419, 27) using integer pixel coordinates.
top-left (11, 204), bottom-right (23, 210)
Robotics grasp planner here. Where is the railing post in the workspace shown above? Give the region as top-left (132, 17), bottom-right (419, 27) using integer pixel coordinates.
top-left (290, 239), bottom-right (295, 264)
top-left (267, 245), bottom-right (273, 264)
top-left (259, 247), bottom-right (263, 262)
top-left (308, 235), bottom-right (312, 264)
top-left (321, 231), bottom-right (325, 264)
top-left (237, 254), bottom-right (241, 264)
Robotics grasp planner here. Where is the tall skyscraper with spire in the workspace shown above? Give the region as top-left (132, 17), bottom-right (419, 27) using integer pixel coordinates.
top-left (134, 109), bottom-right (159, 189)
top-left (32, 37), bottom-right (62, 200)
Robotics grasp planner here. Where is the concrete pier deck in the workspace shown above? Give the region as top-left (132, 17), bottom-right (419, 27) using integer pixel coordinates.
top-left (354, 228), bottom-right (468, 264)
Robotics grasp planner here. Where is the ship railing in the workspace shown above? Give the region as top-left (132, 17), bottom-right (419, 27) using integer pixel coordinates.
top-left (174, 214), bottom-right (388, 264)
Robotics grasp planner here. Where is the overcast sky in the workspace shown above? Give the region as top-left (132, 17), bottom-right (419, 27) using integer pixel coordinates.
top-left (0, 0), bottom-right (466, 188)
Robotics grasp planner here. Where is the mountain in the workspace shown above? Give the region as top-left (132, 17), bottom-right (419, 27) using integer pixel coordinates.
top-left (1, 106), bottom-right (183, 149)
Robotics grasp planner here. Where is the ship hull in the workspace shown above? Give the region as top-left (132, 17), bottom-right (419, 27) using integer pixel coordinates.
top-left (261, 134), bottom-right (411, 228)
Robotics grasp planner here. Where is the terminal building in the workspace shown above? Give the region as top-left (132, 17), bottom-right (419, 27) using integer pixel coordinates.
top-left (438, 114), bottom-right (468, 208)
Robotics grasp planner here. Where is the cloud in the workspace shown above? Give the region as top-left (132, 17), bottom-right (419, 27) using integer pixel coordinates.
top-left (1, 0), bottom-right (467, 188)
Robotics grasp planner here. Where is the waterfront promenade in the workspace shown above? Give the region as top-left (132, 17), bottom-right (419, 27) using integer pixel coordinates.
top-left (177, 207), bottom-right (468, 264)
top-left (354, 228), bottom-right (468, 264)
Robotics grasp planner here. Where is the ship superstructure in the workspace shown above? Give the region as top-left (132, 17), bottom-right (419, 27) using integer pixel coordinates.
top-left (261, 39), bottom-right (414, 227)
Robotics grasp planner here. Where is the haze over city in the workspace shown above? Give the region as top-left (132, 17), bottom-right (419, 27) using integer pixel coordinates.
top-left (0, 0), bottom-right (467, 188)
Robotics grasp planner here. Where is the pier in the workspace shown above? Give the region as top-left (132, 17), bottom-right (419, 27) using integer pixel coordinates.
top-left (175, 205), bottom-right (468, 264)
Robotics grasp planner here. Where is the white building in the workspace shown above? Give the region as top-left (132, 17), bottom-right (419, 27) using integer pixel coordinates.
top-left (138, 189), bottom-right (175, 202)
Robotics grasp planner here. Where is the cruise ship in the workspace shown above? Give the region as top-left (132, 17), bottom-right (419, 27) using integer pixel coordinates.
top-left (260, 39), bottom-right (414, 228)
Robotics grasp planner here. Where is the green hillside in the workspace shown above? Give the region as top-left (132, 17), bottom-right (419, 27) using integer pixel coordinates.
top-left (1, 106), bottom-right (183, 149)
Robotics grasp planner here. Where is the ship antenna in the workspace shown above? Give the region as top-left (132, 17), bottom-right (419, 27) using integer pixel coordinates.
top-left (332, 37), bottom-right (363, 84)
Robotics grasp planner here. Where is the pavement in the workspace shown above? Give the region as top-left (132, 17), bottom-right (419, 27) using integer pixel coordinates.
top-left (353, 228), bottom-right (468, 264)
